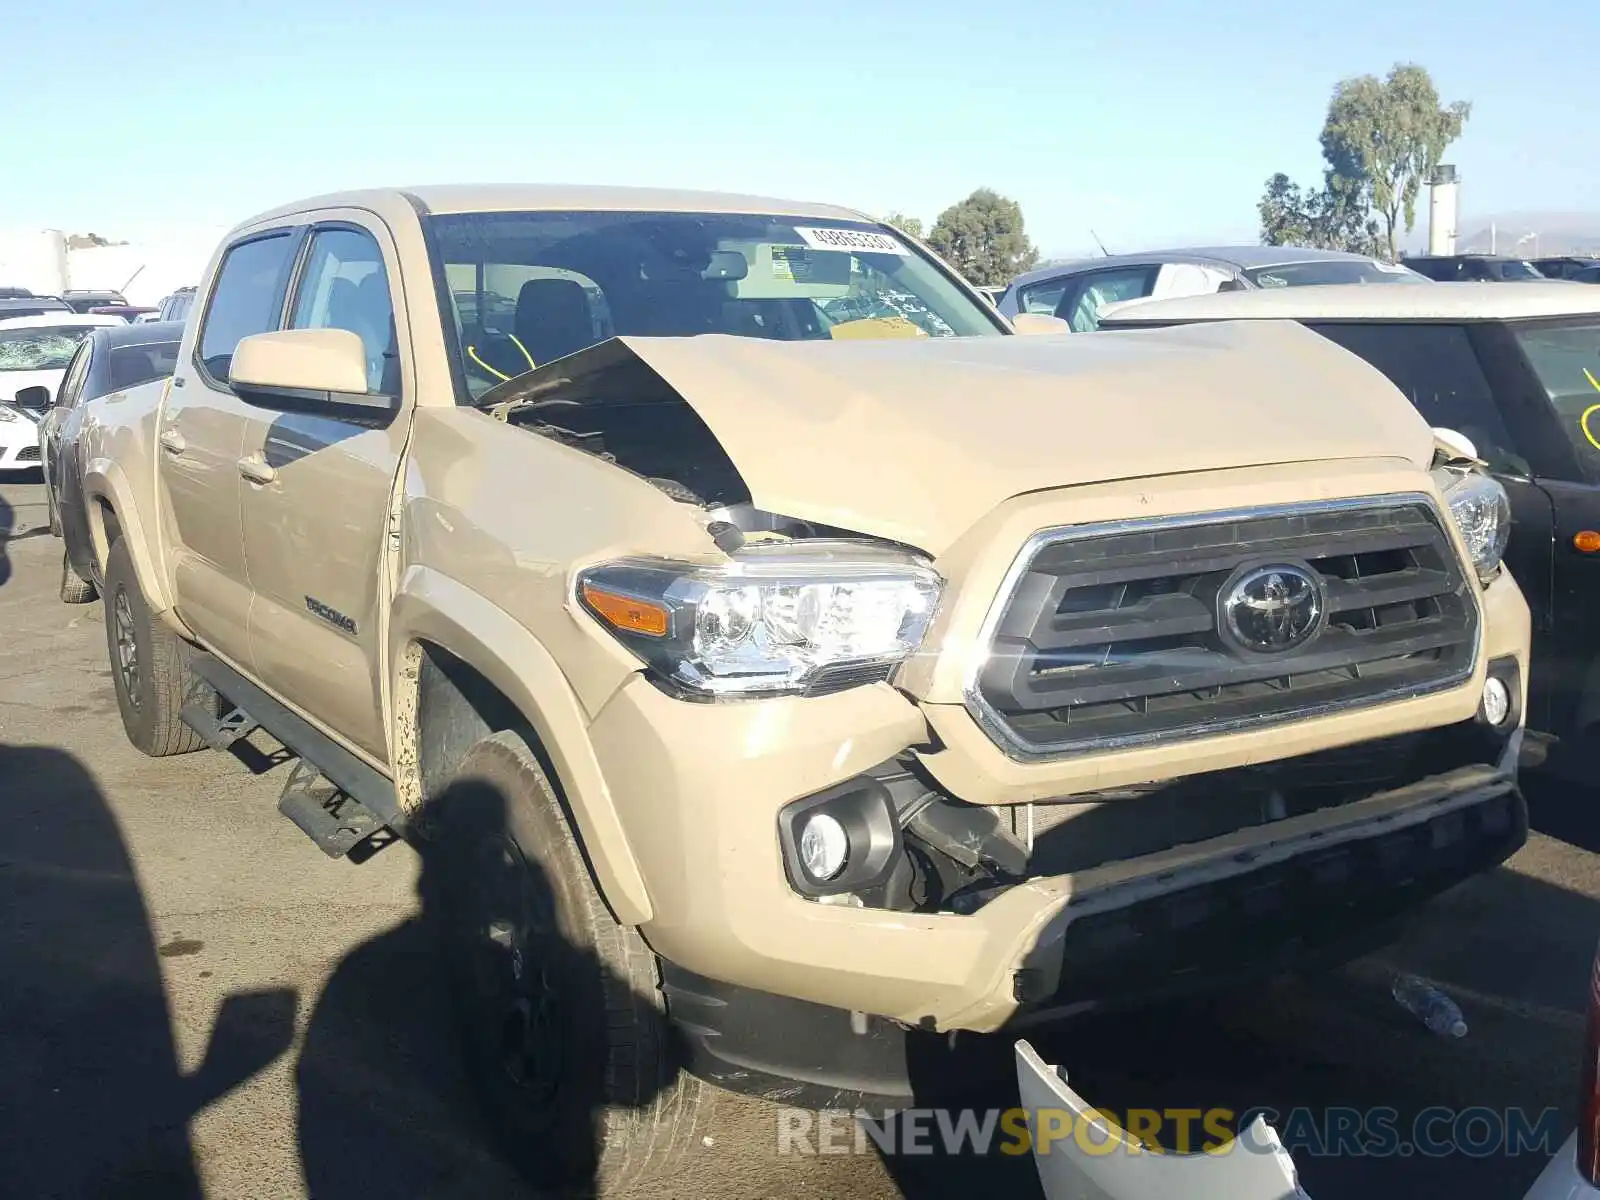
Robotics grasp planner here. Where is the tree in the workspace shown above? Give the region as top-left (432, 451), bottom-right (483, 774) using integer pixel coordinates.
top-left (883, 212), bottom-right (924, 240)
top-left (1258, 173), bottom-right (1383, 256)
top-left (927, 189), bottom-right (1039, 286)
top-left (1320, 64), bottom-right (1470, 261)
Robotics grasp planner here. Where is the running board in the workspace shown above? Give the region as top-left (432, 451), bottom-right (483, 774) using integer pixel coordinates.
top-left (183, 653), bottom-right (403, 848)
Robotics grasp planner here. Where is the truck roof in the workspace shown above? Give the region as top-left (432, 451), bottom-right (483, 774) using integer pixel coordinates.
top-left (236, 184), bottom-right (874, 231)
top-left (1098, 280), bottom-right (1600, 325)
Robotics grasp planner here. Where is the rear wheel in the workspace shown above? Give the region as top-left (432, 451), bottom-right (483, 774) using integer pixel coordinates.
top-left (102, 537), bottom-right (205, 757)
top-left (59, 546), bottom-right (96, 604)
top-left (428, 730), bottom-right (712, 1195)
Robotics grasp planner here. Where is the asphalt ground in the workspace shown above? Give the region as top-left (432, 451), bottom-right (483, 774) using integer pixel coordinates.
top-left (2, 475), bottom-right (1597, 1200)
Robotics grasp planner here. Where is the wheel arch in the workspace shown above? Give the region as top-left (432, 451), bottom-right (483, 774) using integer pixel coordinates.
top-left (390, 566), bottom-right (652, 926)
top-left (80, 458), bottom-right (172, 613)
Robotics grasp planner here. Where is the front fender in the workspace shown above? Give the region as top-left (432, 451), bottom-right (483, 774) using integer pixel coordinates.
top-left (80, 456), bottom-right (173, 615)
top-left (389, 565), bottom-right (652, 925)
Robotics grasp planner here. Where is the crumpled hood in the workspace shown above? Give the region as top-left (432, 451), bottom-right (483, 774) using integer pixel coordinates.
top-left (565, 320), bottom-right (1435, 555)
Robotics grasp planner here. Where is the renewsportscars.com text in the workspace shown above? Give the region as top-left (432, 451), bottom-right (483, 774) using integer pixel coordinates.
top-left (776, 1105), bottom-right (1565, 1160)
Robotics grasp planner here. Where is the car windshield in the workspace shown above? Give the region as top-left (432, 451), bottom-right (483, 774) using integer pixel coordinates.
top-left (0, 325), bottom-right (93, 371)
top-left (426, 210), bottom-right (1005, 400)
top-left (1514, 321), bottom-right (1600, 468)
top-left (1243, 260), bottom-right (1426, 287)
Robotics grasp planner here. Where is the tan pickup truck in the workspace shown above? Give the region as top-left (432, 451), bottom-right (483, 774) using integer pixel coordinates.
top-left (74, 184), bottom-right (1530, 1193)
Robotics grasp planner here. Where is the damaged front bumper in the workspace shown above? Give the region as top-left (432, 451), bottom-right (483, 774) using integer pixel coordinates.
top-left (1015, 1039), bottom-right (1311, 1200)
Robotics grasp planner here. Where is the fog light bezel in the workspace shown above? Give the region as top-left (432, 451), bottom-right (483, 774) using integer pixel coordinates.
top-left (778, 777), bottom-right (902, 898)
top-left (1478, 656), bottom-right (1522, 733)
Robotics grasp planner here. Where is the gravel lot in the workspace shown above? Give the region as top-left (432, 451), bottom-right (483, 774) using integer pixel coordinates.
top-left (2, 476), bottom-right (1597, 1200)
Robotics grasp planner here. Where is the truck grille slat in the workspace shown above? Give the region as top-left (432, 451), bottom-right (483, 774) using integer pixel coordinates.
top-left (971, 498), bottom-right (1478, 758)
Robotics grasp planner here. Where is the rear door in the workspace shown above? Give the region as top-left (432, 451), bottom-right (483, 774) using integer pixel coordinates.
top-left (158, 228), bottom-right (303, 666)
top-left (236, 216), bottom-right (412, 762)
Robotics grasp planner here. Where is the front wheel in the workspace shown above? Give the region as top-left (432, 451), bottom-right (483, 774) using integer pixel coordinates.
top-left (427, 731), bottom-right (713, 1195)
top-left (102, 537), bottom-right (205, 757)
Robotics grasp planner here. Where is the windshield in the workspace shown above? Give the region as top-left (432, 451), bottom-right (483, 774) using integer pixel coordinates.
top-left (0, 325), bottom-right (93, 372)
top-left (1243, 259), bottom-right (1426, 287)
top-left (426, 210), bottom-right (1005, 400)
top-left (1514, 321), bottom-right (1600, 472)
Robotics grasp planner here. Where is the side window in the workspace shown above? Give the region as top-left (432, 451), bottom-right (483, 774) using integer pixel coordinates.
top-left (57, 341), bottom-right (93, 408)
top-left (1059, 267), bottom-right (1157, 332)
top-left (1017, 278), bottom-right (1070, 316)
top-left (1308, 323), bottom-right (1527, 474)
top-left (108, 341), bottom-right (181, 393)
top-left (197, 233), bottom-right (298, 382)
top-left (289, 227), bottom-right (397, 394)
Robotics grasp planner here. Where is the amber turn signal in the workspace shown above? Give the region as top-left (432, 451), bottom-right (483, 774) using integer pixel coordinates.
top-left (1576, 530), bottom-right (1600, 554)
top-left (581, 583), bottom-right (670, 637)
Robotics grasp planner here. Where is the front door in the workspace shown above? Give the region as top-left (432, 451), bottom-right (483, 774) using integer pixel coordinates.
top-left (237, 218), bottom-right (412, 762)
top-left (156, 229), bottom-right (302, 666)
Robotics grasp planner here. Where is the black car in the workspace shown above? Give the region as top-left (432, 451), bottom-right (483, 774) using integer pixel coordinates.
top-left (1100, 284), bottom-right (1600, 769)
top-left (1403, 254), bottom-right (1548, 282)
top-left (15, 321), bottom-right (183, 601)
top-left (1534, 256), bottom-right (1600, 281)
top-left (61, 289), bottom-right (129, 313)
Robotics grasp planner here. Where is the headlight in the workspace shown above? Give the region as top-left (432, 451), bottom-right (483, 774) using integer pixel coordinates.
top-left (0, 406), bottom-right (19, 423)
top-left (1438, 469), bottom-right (1510, 584)
top-left (576, 540), bottom-right (942, 697)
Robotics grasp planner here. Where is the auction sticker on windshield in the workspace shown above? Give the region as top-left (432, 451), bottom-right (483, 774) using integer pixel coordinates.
top-left (795, 227), bottom-right (910, 255)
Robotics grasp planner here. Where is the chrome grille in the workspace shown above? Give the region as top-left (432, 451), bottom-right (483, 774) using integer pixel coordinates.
top-left (969, 497), bottom-right (1479, 759)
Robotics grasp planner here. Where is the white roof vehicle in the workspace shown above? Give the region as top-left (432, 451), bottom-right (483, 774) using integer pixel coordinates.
top-left (0, 314), bottom-right (123, 472)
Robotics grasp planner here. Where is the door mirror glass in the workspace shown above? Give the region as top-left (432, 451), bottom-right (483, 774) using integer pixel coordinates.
top-left (12, 385), bottom-right (52, 411)
top-left (1011, 313), bottom-right (1071, 337)
top-left (229, 328), bottom-right (395, 412)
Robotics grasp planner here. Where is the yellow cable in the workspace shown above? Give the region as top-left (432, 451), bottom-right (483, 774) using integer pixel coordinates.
top-left (1582, 368), bottom-right (1600, 452)
top-left (507, 334), bottom-right (537, 372)
top-left (467, 344), bottom-right (511, 382)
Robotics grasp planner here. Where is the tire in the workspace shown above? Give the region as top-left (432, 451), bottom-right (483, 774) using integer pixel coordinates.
top-left (102, 537), bottom-right (206, 757)
top-left (427, 730), bottom-right (712, 1196)
top-left (59, 546), bottom-right (96, 604)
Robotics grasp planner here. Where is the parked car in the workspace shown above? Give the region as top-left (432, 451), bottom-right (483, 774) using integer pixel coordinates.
top-left (88, 304), bottom-right (159, 322)
top-left (1533, 256), bottom-right (1600, 281)
top-left (0, 285), bottom-right (36, 299)
top-left (82, 184), bottom-right (1527, 1194)
top-left (997, 245), bottom-right (1428, 330)
top-left (61, 288), bottom-right (129, 313)
top-left (1101, 281), bottom-right (1600, 764)
top-left (1403, 254), bottom-right (1549, 282)
top-left (24, 321), bottom-right (184, 601)
top-left (0, 294), bottom-right (73, 321)
top-left (148, 285), bottom-right (197, 324)
top-left (0, 314), bottom-right (125, 471)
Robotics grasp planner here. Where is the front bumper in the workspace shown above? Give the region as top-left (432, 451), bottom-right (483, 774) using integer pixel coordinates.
top-left (0, 423), bottom-right (41, 470)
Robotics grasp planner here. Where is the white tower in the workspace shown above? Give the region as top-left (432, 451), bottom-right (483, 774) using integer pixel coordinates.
top-left (1428, 165), bottom-right (1460, 256)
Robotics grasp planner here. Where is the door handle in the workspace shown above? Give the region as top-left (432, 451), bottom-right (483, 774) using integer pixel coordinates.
top-left (158, 428), bottom-right (186, 454)
top-left (237, 455), bottom-right (277, 485)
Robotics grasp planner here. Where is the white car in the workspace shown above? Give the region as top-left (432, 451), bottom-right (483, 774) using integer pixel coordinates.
top-left (0, 314), bottom-right (123, 472)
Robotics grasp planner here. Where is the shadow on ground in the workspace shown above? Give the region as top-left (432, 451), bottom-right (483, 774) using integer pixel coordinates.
top-left (0, 743), bottom-right (297, 1197)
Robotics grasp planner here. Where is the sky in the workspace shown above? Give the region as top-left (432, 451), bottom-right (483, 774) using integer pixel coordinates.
top-left (4, 0), bottom-right (1595, 259)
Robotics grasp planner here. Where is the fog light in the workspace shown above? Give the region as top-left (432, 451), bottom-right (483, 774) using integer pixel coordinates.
top-left (1482, 677), bottom-right (1511, 727)
top-left (799, 812), bottom-right (849, 881)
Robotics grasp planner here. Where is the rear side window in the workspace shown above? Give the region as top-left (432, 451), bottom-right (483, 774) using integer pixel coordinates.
top-left (1307, 322), bottom-right (1526, 474)
top-left (106, 340), bottom-right (181, 393)
top-left (1061, 267), bottom-right (1157, 332)
top-left (197, 233), bottom-right (297, 381)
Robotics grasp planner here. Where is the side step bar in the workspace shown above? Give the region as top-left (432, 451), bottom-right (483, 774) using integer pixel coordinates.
top-left (180, 652), bottom-right (403, 856)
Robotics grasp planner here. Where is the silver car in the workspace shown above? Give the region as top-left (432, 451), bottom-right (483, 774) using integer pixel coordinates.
top-left (996, 245), bottom-right (1429, 331)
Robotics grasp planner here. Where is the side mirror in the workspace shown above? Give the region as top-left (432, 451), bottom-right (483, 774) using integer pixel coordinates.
top-left (1011, 313), bottom-right (1072, 337)
top-left (229, 328), bottom-right (393, 413)
top-left (13, 385), bottom-right (52, 411)
top-left (1432, 426), bottom-right (1480, 463)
